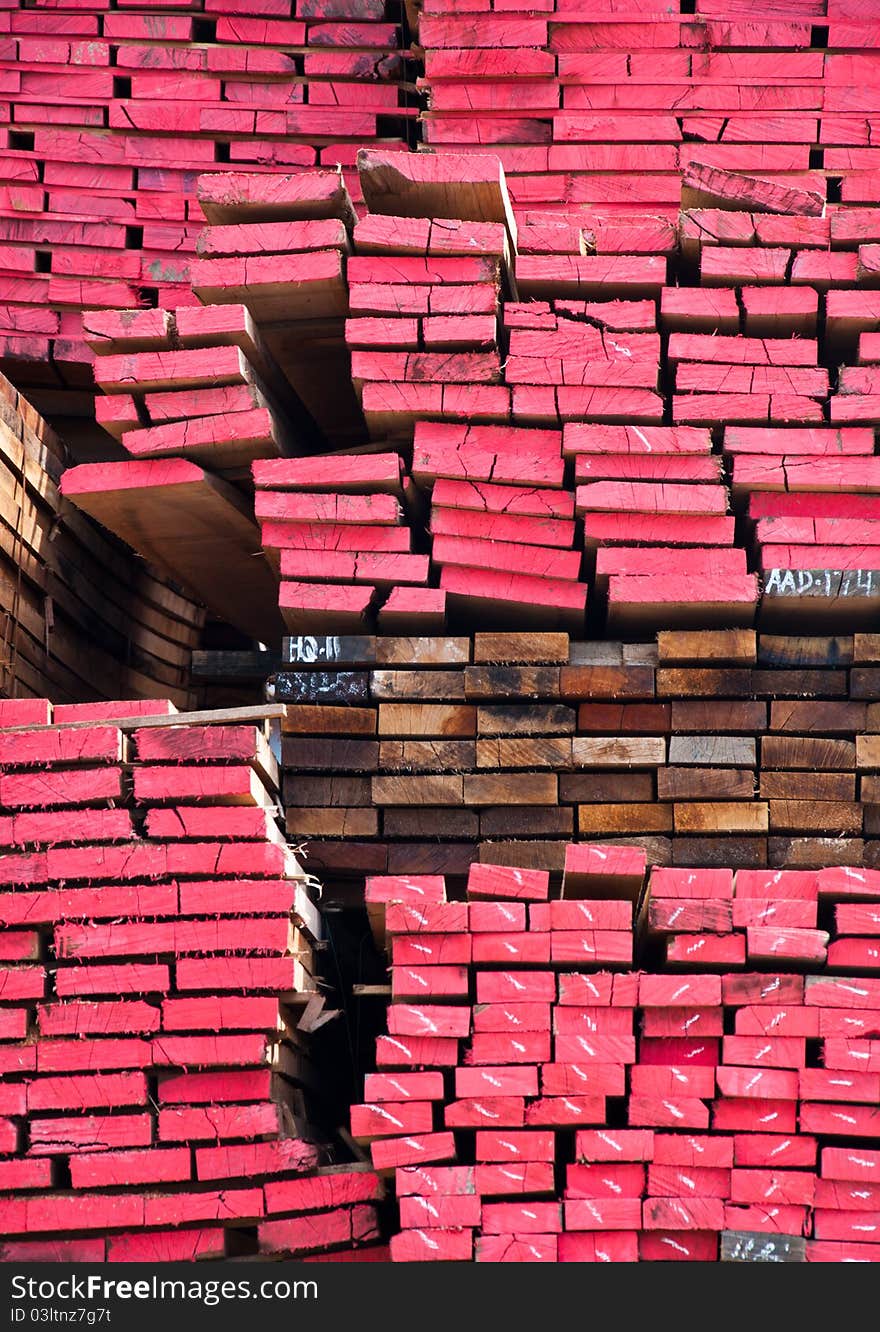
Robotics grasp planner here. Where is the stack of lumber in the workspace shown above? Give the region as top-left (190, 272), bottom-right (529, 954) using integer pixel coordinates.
top-left (253, 452), bottom-right (435, 635)
top-left (274, 628), bottom-right (880, 881)
top-left (414, 421), bottom-right (585, 632)
top-left (61, 147), bottom-right (880, 639)
top-left (192, 171), bottom-right (362, 446)
top-left (511, 236), bottom-right (668, 450)
top-left (0, 697), bottom-right (386, 1263)
top-left (60, 457), bottom-right (283, 647)
top-left (671, 192), bottom-right (880, 631)
top-left (348, 159), bottom-right (510, 441)
top-left (502, 281), bottom-right (665, 428)
top-left (416, 2), bottom-right (831, 219)
top-left (78, 149), bottom-right (880, 639)
top-left (572, 423), bottom-right (757, 632)
top-left (0, 371), bottom-right (203, 706)
top-left (62, 172), bottom-right (369, 648)
top-left (826, 240), bottom-right (880, 371)
top-left (334, 151), bottom-right (590, 632)
top-left (0, 0), bottom-right (411, 422)
top-left (735, 426), bottom-right (880, 629)
top-left (7, 1), bottom-right (880, 448)
top-left (85, 304), bottom-right (308, 477)
top-left (671, 200), bottom-right (828, 433)
top-left (352, 848), bottom-right (880, 1263)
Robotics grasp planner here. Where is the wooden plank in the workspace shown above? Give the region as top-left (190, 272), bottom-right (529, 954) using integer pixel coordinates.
top-left (464, 773), bottom-right (558, 806)
top-left (760, 772), bottom-right (855, 800)
top-left (657, 630), bottom-right (757, 665)
top-left (758, 635), bottom-right (854, 667)
top-left (761, 736), bottom-right (856, 770)
top-left (271, 672), bottom-right (371, 705)
top-left (61, 460), bottom-right (281, 644)
top-left (0, 704), bottom-right (284, 735)
top-left (721, 1232), bottom-right (806, 1262)
top-left (657, 768), bottom-right (756, 801)
top-left (473, 633), bottom-right (569, 664)
top-left (380, 741), bottom-right (476, 772)
top-left (667, 736), bottom-right (756, 766)
top-left (197, 169), bottom-right (357, 228)
top-left (681, 161), bottom-right (824, 215)
top-left (674, 803), bottom-right (769, 835)
top-left (357, 148), bottom-right (518, 251)
top-left (671, 701), bottom-right (766, 733)
top-left (571, 737), bottom-right (666, 768)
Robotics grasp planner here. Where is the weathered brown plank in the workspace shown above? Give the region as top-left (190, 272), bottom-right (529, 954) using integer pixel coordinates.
top-left (372, 775), bottom-right (465, 806)
top-left (768, 837), bottom-right (864, 868)
top-left (657, 629), bottom-right (757, 665)
top-left (376, 637), bottom-right (470, 666)
top-left (559, 773), bottom-right (655, 803)
top-left (480, 807), bottom-right (573, 837)
top-left (670, 701), bottom-right (766, 733)
top-left (464, 773), bottom-right (558, 805)
top-left (571, 737), bottom-right (666, 768)
top-left (770, 701), bottom-right (866, 734)
top-left (758, 634), bottom-right (853, 668)
top-left (377, 704), bottom-right (476, 737)
top-left (464, 666), bottom-right (561, 699)
top-left (284, 775), bottom-right (372, 807)
top-left (560, 665), bottom-right (655, 699)
top-left (473, 632), bottom-right (569, 664)
top-left (476, 738), bottom-right (573, 769)
top-left (769, 801), bottom-right (862, 834)
top-left (578, 803), bottom-right (673, 835)
top-left (575, 703), bottom-right (670, 733)
top-left (657, 768), bottom-right (756, 801)
top-left (285, 807), bottom-right (379, 838)
top-left (282, 706), bottom-right (377, 735)
top-left (655, 668), bottom-right (753, 697)
top-left (477, 704), bottom-right (576, 735)
top-left (674, 802), bottom-right (769, 834)
top-left (760, 737), bottom-right (856, 770)
top-left (379, 741), bottom-right (476, 772)
top-left (281, 738), bottom-right (379, 771)
top-left (370, 671), bottom-right (467, 701)
top-left (760, 772), bottom-right (856, 800)
top-left (750, 669), bottom-right (848, 698)
top-left (671, 837), bottom-right (767, 869)
top-left (384, 809), bottom-right (480, 839)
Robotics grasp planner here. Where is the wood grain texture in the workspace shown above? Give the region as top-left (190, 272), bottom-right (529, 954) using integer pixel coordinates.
top-left (377, 704), bottom-right (476, 737)
top-left (657, 629), bottom-right (756, 665)
top-left (464, 666), bottom-right (561, 699)
top-left (473, 633), bottom-right (569, 664)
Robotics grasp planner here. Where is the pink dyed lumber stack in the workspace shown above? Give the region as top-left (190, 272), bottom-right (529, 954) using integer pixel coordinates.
top-left (735, 426), bottom-right (880, 629)
top-left (572, 424), bottom-right (757, 632)
top-left (353, 846), bottom-right (880, 1263)
top-left (0, 697), bottom-right (385, 1264)
top-left (347, 205), bottom-right (508, 441)
top-left (254, 452), bottom-right (442, 634)
top-left (0, 2), bottom-right (411, 408)
top-left (192, 171), bottom-right (361, 446)
top-left (415, 420), bottom-right (586, 632)
top-left (85, 304), bottom-right (303, 475)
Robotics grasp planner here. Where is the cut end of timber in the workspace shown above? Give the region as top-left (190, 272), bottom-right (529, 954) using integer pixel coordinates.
top-left (60, 458), bottom-right (209, 497)
top-left (196, 168), bottom-right (355, 229)
top-left (681, 160), bottom-right (826, 217)
top-left (279, 581), bottom-right (377, 635)
top-left (378, 587), bottom-right (447, 633)
top-left (357, 148), bottom-right (517, 249)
